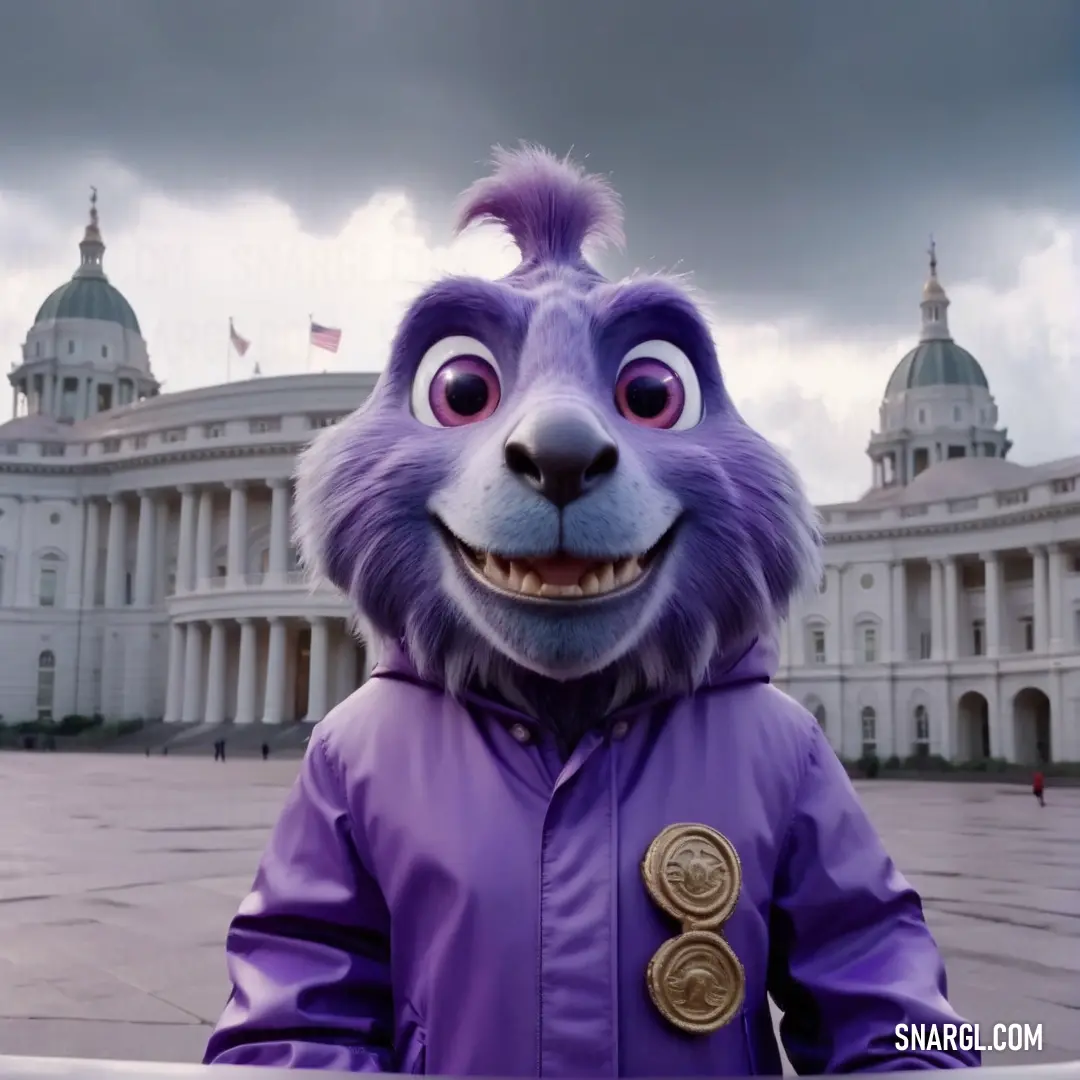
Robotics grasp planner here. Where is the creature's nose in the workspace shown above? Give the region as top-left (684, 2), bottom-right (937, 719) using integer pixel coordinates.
top-left (504, 405), bottom-right (619, 507)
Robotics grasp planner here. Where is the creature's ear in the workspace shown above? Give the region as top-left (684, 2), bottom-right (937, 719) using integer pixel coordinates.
top-left (456, 144), bottom-right (625, 267)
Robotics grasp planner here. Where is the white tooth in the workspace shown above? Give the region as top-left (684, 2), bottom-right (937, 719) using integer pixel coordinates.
top-left (520, 571), bottom-right (542, 595)
top-left (580, 572), bottom-right (600, 596)
top-left (597, 563), bottom-right (615, 592)
top-left (507, 562), bottom-right (525, 590)
top-left (614, 559), bottom-right (640, 586)
top-left (540, 583), bottom-right (584, 598)
top-left (483, 554), bottom-right (508, 584)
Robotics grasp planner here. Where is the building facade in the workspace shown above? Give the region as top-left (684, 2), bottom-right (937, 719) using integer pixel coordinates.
top-left (2, 207), bottom-right (1077, 762)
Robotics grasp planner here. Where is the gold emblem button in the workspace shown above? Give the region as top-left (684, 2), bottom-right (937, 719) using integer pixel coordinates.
top-left (641, 823), bottom-right (746, 1036)
top-left (642, 823), bottom-right (741, 929)
top-left (646, 930), bottom-right (746, 1035)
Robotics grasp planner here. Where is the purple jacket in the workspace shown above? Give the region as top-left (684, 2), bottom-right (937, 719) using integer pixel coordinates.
top-left (205, 640), bottom-right (979, 1074)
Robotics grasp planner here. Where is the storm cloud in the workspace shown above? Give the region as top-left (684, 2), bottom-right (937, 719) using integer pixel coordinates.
top-left (1, 0), bottom-right (1076, 332)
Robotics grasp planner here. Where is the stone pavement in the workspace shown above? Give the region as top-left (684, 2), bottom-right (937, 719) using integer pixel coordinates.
top-left (0, 754), bottom-right (1076, 1070)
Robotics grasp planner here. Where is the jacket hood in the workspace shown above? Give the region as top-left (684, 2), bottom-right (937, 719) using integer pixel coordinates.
top-left (369, 632), bottom-right (778, 719)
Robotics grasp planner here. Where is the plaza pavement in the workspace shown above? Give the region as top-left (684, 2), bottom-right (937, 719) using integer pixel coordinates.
top-left (0, 753), bottom-right (1076, 1072)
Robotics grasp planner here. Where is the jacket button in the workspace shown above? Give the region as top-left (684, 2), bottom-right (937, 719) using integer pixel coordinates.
top-left (509, 723), bottom-right (531, 744)
top-left (611, 720), bottom-right (629, 740)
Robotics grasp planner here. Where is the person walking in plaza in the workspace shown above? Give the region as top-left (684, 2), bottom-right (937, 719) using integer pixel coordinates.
top-left (1032, 769), bottom-right (1045, 807)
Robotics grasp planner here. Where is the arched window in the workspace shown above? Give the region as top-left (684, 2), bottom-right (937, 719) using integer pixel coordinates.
top-left (913, 705), bottom-right (930, 757)
top-left (37, 650), bottom-right (56, 722)
top-left (860, 706), bottom-right (877, 757)
top-left (854, 619), bottom-right (878, 664)
top-left (38, 552), bottom-right (61, 607)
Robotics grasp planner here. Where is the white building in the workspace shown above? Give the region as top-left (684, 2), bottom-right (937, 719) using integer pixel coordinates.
top-left (777, 248), bottom-right (1080, 766)
top-left (1, 205), bottom-right (1077, 763)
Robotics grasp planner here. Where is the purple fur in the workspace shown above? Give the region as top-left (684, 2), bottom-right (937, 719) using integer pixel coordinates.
top-left (295, 147), bottom-right (822, 716)
top-left (456, 144), bottom-right (624, 268)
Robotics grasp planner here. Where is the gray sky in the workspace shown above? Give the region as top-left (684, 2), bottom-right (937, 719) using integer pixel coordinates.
top-left (0, 0), bottom-right (1077, 501)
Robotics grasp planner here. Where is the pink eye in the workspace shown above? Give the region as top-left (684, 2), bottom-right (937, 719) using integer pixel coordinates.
top-left (428, 356), bottom-right (501, 427)
top-left (615, 357), bottom-right (686, 428)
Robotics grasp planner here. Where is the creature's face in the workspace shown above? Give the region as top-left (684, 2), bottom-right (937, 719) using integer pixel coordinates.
top-left (297, 150), bottom-right (819, 694)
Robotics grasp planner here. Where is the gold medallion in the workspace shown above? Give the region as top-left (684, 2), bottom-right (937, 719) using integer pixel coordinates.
top-left (642, 823), bottom-right (742, 930)
top-left (641, 823), bottom-right (745, 1035)
top-left (646, 930), bottom-right (746, 1035)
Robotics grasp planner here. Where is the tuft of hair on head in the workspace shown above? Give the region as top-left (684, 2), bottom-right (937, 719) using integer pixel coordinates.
top-left (455, 143), bottom-right (625, 268)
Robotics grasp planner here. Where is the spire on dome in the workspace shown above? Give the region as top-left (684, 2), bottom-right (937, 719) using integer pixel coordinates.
top-left (75, 186), bottom-right (107, 279)
top-left (919, 236), bottom-right (950, 342)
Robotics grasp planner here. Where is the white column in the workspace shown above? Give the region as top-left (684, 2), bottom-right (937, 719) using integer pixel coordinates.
top-left (262, 618), bottom-right (287, 724)
top-left (890, 561), bottom-right (907, 662)
top-left (154, 498), bottom-right (170, 602)
top-left (204, 620), bottom-right (227, 725)
top-left (226, 481), bottom-right (248, 587)
top-left (1048, 544), bottom-right (1066, 653)
top-left (180, 622), bottom-right (205, 723)
top-left (81, 498), bottom-right (101, 608)
top-left (943, 557), bottom-right (959, 661)
top-left (306, 617), bottom-right (330, 724)
top-left (103, 495), bottom-right (128, 608)
top-left (982, 552), bottom-right (1002, 658)
top-left (14, 497), bottom-right (35, 607)
top-left (235, 618), bottom-right (258, 724)
top-left (1030, 546), bottom-right (1049, 653)
top-left (929, 559), bottom-right (944, 661)
top-left (268, 479), bottom-right (290, 581)
top-left (195, 489), bottom-right (214, 588)
top-left (176, 485), bottom-right (197, 594)
top-left (133, 490), bottom-right (155, 607)
top-left (163, 623), bottom-right (186, 722)
top-left (64, 498), bottom-right (86, 608)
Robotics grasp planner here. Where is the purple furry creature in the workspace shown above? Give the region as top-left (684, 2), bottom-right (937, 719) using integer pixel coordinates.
top-left (205, 147), bottom-right (979, 1075)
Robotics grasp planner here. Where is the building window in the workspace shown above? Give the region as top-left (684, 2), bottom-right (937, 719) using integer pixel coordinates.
top-left (124, 570), bottom-right (133, 606)
top-left (101, 438), bottom-right (120, 453)
top-left (35, 341), bottom-right (41, 357)
top-left (860, 706), bottom-right (877, 757)
top-left (259, 547), bottom-right (270, 573)
top-left (101, 345), bottom-right (108, 359)
top-left (133, 434), bottom-right (148, 449)
top-left (249, 417), bottom-right (282, 434)
top-left (913, 705), bottom-right (930, 756)
top-left (0, 554), bottom-right (4, 604)
top-left (812, 704), bottom-right (826, 730)
top-left (67, 340), bottom-right (75, 355)
top-left (861, 625), bottom-right (877, 663)
top-left (204, 422), bottom-right (225, 438)
top-left (919, 630), bottom-right (932, 660)
top-left (38, 567), bottom-right (58, 607)
top-left (162, 428), bottom-right (187, 443)
top-left (1021, 616), bottom-right (1034, 652)
top-left (953, 406), bottom-right (961, 422)
top-left (972, 619), bottom-right (985, 656)
top-left (917, 408), bottom-right (926, 425)
top-left (36, 650), bottom-right (56, 722)
top-left (809, 627), bottom-right (827, 664)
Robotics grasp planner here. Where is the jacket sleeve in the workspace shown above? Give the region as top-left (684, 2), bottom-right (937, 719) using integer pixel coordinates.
top-left (766, 722), bottom-right (980, 1072)
top-left (203, 728), bottom-right (394, 1071)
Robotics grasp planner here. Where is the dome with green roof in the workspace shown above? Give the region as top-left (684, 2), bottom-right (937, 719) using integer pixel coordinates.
top-left (885, 339), bottom-right (988, 395)
top-left (32, 190), bottom-right (141, 335)
top-left (882, 243), bottom-right (989, 399)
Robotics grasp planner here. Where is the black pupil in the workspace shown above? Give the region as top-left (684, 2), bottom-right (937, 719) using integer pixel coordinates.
top-left (626, 374), bottom-right (669, 419)
top-left (445, 369), bottom-right (490, 416)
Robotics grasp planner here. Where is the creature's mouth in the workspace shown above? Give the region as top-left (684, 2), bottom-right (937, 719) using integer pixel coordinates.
top-left (440, 521), bottom-right (676, 601)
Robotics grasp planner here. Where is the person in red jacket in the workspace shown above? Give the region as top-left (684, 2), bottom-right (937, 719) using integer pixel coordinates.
top-left (1033, 769), bottom-right (1045, 807)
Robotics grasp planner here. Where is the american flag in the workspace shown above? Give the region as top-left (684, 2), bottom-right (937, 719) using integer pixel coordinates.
top-left (309, 320), bottom-right (342, 353)
top-left (229, 318), bottom-right (251, 356)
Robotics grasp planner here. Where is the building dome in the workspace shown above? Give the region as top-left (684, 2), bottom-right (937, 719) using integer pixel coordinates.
top-left (32, 189), bottom-right (141, 334)
top-left (34, 277), bottom-right (141, 334)
top-left (885, 339), bottom-right (989, 396)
